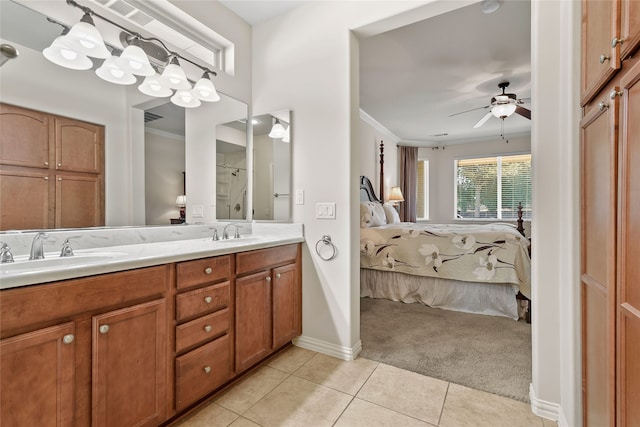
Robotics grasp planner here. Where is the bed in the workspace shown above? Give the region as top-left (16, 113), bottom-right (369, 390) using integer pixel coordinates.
top-left (359, 147), bottom-right (531, 321)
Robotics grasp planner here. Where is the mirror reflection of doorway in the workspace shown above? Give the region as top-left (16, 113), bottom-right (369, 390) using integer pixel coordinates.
top-left (216, 141), bottom-right (247, 220)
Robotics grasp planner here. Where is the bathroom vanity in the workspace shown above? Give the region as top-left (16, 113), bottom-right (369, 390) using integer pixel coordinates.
top-left (0, 225), bottom-right (303, 426)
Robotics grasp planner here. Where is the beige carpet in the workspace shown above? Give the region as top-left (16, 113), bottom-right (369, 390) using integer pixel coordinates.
top-left (359, 297), bottom-right (532, 402)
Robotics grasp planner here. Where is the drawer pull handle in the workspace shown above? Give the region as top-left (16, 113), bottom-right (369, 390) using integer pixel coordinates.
top-left (276, 273), bottom-right (281, 279)
top-left (99, 325), bottom-right (109, 334)
top-left (62, 334), bottom-right (75, 344)
top-left (203, 366), bottom-right (212, 374)
top-left (204, 296), bottom-right (213, 304)
top-left (204, 267), bottom-right (213, 274)
top-left (44, 161), bottom-right (49, 166)
top-left (265, 276), bottom-right (271, 282)
top-left (204, 325), bottom-right (212, 332)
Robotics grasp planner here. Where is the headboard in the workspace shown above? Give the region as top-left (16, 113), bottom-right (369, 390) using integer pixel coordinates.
top-left (360, 175), bottom-right (382, 203)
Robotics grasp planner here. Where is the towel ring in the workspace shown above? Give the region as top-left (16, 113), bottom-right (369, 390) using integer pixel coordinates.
top-left (315, 234), bottom-right (337, 261)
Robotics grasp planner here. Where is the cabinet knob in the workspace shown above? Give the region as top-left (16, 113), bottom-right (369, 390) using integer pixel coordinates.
top-left (57, 163), bottom-right (62, 167)
top-left (44, 176), bottom-right (48, 181)
top-left (204, 296), bottom-right (213, 304)
top-left (204, 267), bottom-right (213, 275)
top-left (203, 366), bottom-right (212, 374)
top-left (265, 276), bottom-right (271, 282)
top-left (62, 334), bottom-right (75, 344)
top-left (204, 325), bottom-right (212, 332)
top-left (610, 89), bottom-right (623, 99)
top-left (276, 273), bottom-right (281, 279)
top-left (58, 177), bottom-right (62, 181)
top-left (44, 161), bottom-right (49, 166)
top-left (611, 37), bottom-right (624, 48)
top-left (99, 324), bottom-right (109, 334)
top-left (598, 101), bottom-right (609, 111)
top-left (599, 54), bottom-right (610, 64)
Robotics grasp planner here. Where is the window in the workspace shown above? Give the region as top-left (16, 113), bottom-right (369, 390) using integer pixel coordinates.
top-left (416, 159), bottom-right (429, 220)
top-left (455, 154), bottom-right (531, 220)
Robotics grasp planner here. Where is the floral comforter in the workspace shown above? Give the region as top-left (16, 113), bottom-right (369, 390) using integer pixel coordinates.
top-left (360, 223), bottom-right (531, 298)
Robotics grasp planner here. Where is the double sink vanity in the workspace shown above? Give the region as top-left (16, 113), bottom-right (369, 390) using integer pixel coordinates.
top-left (0, 223), bottom-right (304, 426)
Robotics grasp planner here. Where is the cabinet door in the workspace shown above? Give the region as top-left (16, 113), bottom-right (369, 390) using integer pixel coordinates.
top-left (55, 173), bottom-right (103, 228)
top-left (272, 263), bottom-right (301, 349)
top-left (236, 270), bottom-right (272, 372)
top-left (1, 322), bottom-right (75, 427)
top-left (55, 117), bottom-right (102, 173)
top-left (617, 60), bottom-right (640, 427)
top-left (581, 0), bottom-right (620, 105)
top-left (92, 299), bottom-right (167, 427)
top-left (620, 0), bottom-right (640, 60)
top-left (0, 169), bottom-right (51, 230)
top-left (0, 103), bottom-right (50, 169)
top-left (581, 91), bottom-right (619, 427)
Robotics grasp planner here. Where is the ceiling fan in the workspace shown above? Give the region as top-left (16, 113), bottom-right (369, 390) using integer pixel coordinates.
top-left (450, 82), bottom-right (531, 128)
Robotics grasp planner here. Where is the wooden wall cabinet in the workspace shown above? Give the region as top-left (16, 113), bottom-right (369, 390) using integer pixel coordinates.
top-left (235, 244), bottom-right (302, 373)
top-left (581, 1), bottom-right (640, 425)
top-left (0, 103), bottom-right (104, 231)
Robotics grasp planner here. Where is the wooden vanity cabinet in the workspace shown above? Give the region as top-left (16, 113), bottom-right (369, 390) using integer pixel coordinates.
top-left (235, 244), bottom-right (301, 372)
top-left (0, 266), bottom-right (170, 427)
top-left (174, 255), bottom-right (234, 411)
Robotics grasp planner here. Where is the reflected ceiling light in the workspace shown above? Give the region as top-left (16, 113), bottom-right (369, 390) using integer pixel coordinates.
top-left (43, 35), bottom-right (92, 70)
top-left (96, 56), bottom-right (136, 85)
top-left (491, 103), bottom-right (517, 119)
top-left (161, 57), bottom-right (191, 90)
top-left (192, 72), bottom-right (220, 102)
top-left (117, 43), bottom-right (154, 76)
top-left (481, 0), bottom-right (501, 14)
top-left (138, 73), bottom-right (173, 97)
top-left (63, 13), bottom-right (110, 59)
top-left (268, 119), bottom-right (286, 138)
top-left (171, 89), bottom-right (201, 108)
top-left (282, 125), bottom-right (290, 143)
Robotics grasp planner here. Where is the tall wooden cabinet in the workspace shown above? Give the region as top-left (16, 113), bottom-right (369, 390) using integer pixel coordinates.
top-left (581, 1), bottom-right (640, 426)
top-left (0, 103), bottom-right (104, 230)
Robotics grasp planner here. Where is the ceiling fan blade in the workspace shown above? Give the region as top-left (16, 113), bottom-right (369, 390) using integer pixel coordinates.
top-left (473, 112), bottom-right (493, 128)
top-left (515, 105), bottom-right (531, 120)
top-left (449, 105), bottom-right (490, 117)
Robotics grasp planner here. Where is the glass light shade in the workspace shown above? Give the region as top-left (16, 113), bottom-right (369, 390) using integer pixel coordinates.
top-left (43, 36), bottom-right (92, 70)
top-left (96, 56), bottom-right (136, 85)
top-left (63, 14), bottom-right (110, 59)
top-left (160, 61), bottom-right (191, 90)
top-left (491, 103), bottom-right (517, 118)
top-left (388, 187), bottom-right (405, 204)
top-left (192, 74), bottom-right (220, 102)
top-left (282, 125), bottom-right (290, 143)
top-left (171, 90), bottom-right (201, 108)
top-left (138, 73), bottom-right (172, 97)
top-left (117, 45), bottom-right (154, 76)
top-left (175, 195), bottom-right (186, 206)
top-left (268, 120), bottom-right (286, 138)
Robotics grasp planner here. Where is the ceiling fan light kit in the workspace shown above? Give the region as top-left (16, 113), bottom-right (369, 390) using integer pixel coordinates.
top-left (453, 81), bottom-right (531, 129)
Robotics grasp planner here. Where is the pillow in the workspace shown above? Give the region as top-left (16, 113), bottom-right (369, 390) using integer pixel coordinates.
top-left (360, 201), bottom-right (387, 228)
top-left (382, 204), bottom-right (401, 224)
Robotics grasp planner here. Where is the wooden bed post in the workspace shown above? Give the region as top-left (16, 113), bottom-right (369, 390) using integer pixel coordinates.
top-left (379, 141), bottom-right (384, 202)
top-left (516, 202), bottom-right (525, 236)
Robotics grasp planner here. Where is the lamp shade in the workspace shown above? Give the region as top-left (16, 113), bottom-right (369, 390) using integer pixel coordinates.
top-left (388, 186), bottom-right (404, 204)
top-left (175, 195), bottom-right (186, 206)
top-left (117, 45), bottom-right (154, 76)
top-left (268, 119), bottom-right (286, 138)
top-left (171, 90), bottom-right (201, 108)
top-left (139, 73), bottom-right (173, 97)
top-left (491, 103), bottom-right (517, 118)
top-left (96, 55), bottom-right (136, 85)
top-left (192, 73), bottom-right (220, 102)
top-left (63, 13), bottom-right (110, 59)
top-left (43, 36), bottom-right (93, 70)
top-left (161, 58), bottom-right (191, 90)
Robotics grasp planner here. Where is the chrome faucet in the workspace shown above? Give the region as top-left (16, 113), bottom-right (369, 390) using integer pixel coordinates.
top-left (0, 242), bottom-right (14, 263)
top-left (222, 223), bottom-right (241, 239)
top-left (29, 232), bottom-right (48, 260)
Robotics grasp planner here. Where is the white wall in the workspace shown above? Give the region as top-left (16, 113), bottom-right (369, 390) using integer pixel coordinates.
top-left (359, 112), bottom-right (400, 201)
top-left (254, 0), bottom-right (581, 424)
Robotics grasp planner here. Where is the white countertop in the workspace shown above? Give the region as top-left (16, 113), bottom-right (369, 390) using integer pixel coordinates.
top-left (0, 224), bottom-right (304, 290)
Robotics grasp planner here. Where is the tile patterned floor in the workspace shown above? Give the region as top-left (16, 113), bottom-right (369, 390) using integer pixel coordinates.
top-left (178, 346), bottom-right (556, 427)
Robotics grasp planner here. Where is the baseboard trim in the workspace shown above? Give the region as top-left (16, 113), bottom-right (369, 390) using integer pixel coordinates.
top-left (293, 335), bottom-right (362, 361)
top-left (530, 383), bottom-right (562, 423)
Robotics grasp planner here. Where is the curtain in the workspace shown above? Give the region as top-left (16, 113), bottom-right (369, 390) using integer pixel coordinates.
top-left (399, 146), bottom-right (417, 222)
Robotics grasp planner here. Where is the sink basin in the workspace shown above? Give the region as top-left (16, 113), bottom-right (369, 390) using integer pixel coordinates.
top-left (1, 251), bottom-right (129, 274)
top-left (212, 237), bottom-right (262, 245)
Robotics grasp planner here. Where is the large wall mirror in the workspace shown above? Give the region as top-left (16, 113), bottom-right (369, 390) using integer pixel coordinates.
top-left (252, 110), bottom-right (291, 221)
top-left (0, 0), bottom-right (249, 229)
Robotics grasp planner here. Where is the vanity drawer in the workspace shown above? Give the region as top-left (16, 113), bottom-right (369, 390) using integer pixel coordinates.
top-left (177, 255), bottom-right (230, 289)
top-left (236, 244), bottom-right (299, 275)
top-left (176, 281), bottom-right (230, 322)
top-left (175, 308), bottom-right (229, 354)
top-left (175, 334), bottom-right (231, 411)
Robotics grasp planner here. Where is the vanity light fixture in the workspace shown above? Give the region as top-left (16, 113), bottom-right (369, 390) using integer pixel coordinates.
top-left (268, 119), bottom-right (286, 139)
top-left (42, 0), bottom-right (219, 108)
top-left (282, 125), bottom-right (290, 143)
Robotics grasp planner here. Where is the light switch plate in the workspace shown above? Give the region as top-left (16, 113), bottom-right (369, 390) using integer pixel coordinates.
top-left (192, 205), bottom-right (204, 218)
top-left (295, 189), bottom-right (304, 205)
top-left (316, 202), bottom-right (336, 219)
